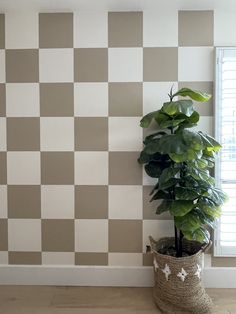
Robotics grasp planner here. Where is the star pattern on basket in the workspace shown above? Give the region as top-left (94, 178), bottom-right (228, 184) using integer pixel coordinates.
top-left (194, 264), bottom-right (202, 279)
top-left (177, 268), bottom-right (188, 282)
top-left (153, 258), bottom-right (159, 272)
top-left (162, 264), bottom-right (171, 281)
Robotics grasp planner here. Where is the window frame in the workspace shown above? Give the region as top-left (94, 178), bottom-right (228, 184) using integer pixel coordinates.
top-left (214, 47), bottom-right (236, 257)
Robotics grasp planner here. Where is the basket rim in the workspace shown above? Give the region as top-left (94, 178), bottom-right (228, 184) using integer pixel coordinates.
top-left (149, 236), bottom-right (209, 261)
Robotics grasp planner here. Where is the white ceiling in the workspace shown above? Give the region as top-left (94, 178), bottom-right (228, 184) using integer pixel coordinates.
top-left (0, 0), bottom-right (223, 12)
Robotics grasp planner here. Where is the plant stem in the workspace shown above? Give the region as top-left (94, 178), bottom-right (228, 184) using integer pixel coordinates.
top-left (174, 225), bottom-right (178, 254)
top-left (178, 230), bottom-right (184, 257)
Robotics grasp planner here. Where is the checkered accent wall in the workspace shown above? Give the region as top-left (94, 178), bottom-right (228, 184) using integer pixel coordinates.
top-left (0, 10), bottom-right (214, 266)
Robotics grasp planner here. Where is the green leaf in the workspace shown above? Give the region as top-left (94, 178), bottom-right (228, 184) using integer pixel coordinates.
top-left (140, 111), bottom-right (159, 128)
top-left (162, 99), bottom-right (194, 117)
top-left (158, 118), bottom-right (186, 129)
top-left (175, 213), bottom-right (201, 232)
top-left (189, 168), bottom-right (215, 185)
top-left (144, 162), bottom-right (163, 178)
top-left (183, 228), bottom-right (210, 243)
top-left (169, 200), bottom-right (194, 217)
top-left (150, 190), bottom-right (170, 202)
top-left (138, 151), bottom-right (152, 164)
top-left (175, 187), bottom-right (199, 200)
top-left (173, 88), bottom-right (211, 102)
top-left (160, 178), bottom-right (180, 189)
top-left (158, 134), bottom-right (187, 155)
top-left (199, 132), bottom-right (222, 152)
top-left (156, 200), bottom-right (171, 214)
top-left (203, 188), bottom-right (228, 206)
top-left (182, 130), bottom-right (204, 151)
top-left (197, 198), bottom-right (222, 218)
top-left (143, 131), bottom-right (167, 145)
top-left (158, 167), bottom-right (180, 187)
top-left (169, 148), bottom-right (202, 163)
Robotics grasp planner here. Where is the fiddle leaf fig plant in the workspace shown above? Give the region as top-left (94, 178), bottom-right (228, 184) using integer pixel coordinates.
top-left (138, 87), bottom-right (228, 257)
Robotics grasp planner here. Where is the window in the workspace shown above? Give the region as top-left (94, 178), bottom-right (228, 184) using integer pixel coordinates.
top-left (215, 47), bottom-right (236, 256)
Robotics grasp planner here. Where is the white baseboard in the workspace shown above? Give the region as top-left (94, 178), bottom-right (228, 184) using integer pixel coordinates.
top-left (0, 265), bottom-right (236, 288)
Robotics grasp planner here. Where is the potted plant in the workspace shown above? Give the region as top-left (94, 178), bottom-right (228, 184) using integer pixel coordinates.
top-left (138, 87), bottom-right (227, 314)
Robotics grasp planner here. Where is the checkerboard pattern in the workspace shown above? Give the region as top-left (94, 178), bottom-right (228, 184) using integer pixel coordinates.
top-left (0, 10), bottom-right (214, 266)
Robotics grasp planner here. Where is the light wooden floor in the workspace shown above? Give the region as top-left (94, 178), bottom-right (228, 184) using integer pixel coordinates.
top-left (0, 286), bottom-right (235, 314)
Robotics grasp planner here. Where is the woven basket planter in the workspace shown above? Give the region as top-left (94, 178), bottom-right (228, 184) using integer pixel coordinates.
top-left (150, 236), bottom-right (213, 314)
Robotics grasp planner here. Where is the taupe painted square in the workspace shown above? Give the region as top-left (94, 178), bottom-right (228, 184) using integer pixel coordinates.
top-left (75, 253), bottom-right (108, 265)
top-left (42, 219), bottom-right (74, 252)
top-left (8, 185), bottom-right (41, 219)
top-left (74, 48), bottom-right (108, 82)
top-left (109, 152), bottom-right (142, 185)
top-left (178, 11), bottom-right (214, 46)
top-left (7, 118), bottom-right (40, 151)
top-left (143, 48), bottom-right (178, 82)
top-left (178, 81), bottom-right (213, 116)
top-left (109, 220), bottom-right (142, 253)
top-left (40, 83), bottom-right (74, 116)
top-left (41, 152), bottom-right (74, 185)
top-left (75, 117), bottom-right (108, 151)
top-left (0, 84), bottom-right (6, 117)
top-left (143, 186), bottom-right (171, 220)
top-left (143, 253), bottom-right (153, 266)
top-left (6, 49), bottom-right (39, 83)
top-left (212, 257), bottom-right (236, 267)
top-left (39, 13), bottom-right (73, 48)
top-left (9, 252), bottom-right (42, 265)
top-left (0, 219), bottom-right (8, 251)
top-left (109, 83), bottom-right (143, 116)
top-left (0, 152), bottom-right (7, 184)
top-left (75, 186), bottom-right (108, 219)
top-left (0, 14), bottom-right (5, 49)
top-left (108, 12), bottom-right (143, 47)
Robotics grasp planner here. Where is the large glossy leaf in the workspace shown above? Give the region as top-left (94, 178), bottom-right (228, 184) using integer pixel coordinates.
top-left (145, 162), bottom-right (163, 178)
top-left (182, 130), bottom-right (204, 151)
top-left (138, 151), bottom-right (152, 164)
top-left (158, 118), bottom-right (186, 129)
top-left (158, 134), bottom-right (187, 155)
top-left (203, 188), bottom-right (228, 206)
top-left (175, 213), bottom-right (201, 232)
top-left (143, 131), bottom-right (167, 145)
top-left (140, 110), bottom-right (159, 128)
top-left (189, 167), bottom-right (215, 185)
top-left (162, 100), bottom-right (194, 117)
top-left (169, 200), bottom-right (194, 217)
top-left (173, 88), bottom-right (211, 102)
top-left (158, 167), bottom-right (180, 186)
top-left (169, 148), bottom-right (202, 163)
top-left (199, 132), bottom-right (222, 152)
top-left (197, 198), bottom-right (222, 218)
top-left (156, 200), bottom-right (171, 214)
top-left (150, 190), bottom-right (170, 202)
top-left (183, 227), bottom-right (210, 243)
top-left (174, 187), bottom-right (199, 200)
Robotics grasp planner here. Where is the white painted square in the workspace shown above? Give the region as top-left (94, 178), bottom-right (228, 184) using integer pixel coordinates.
top-left (75, 219), bottom-right (108, 252)
top-left (41, 185), bottom-right (74, 219)
top-left (39, 49), bottom-right (73, 82)
top-left (0, 252), bottom-right (8, 264)
top-left (42, 252), bottom-right (75, 265)
top-left (7, 152), bottom-right (40, 184)
top-left (74, 11), bottom-right (108, 48)
top-left (178, 47), bottom-right (214, 81)
top-left (214, 9), bottom-right (236, 46)
top-left (6, 83), bottom-right (39, 117)
top-left (143, 82), bottom-right (178, 115)
top-left (5, 12), bottom-right (38, 48)
top-left (193, 116), bottom-right (213, 136)
top-left (109, 48), bottom-right (143, 82)
top-left (8, 219), bottom-right (41, 251)
top-left (75, 152), bottom-right (108, 185)
top-left (0, 118), bottom-right (6, 151)
top-left (0, 50), bottom-right (5, 83)
top-left (109, 117), bottom-right (143, 151)
top-left (0, 185), bottom-right (7, 218)
top-left (108, 253), bottom-right (142, 266)
top-left (143, 220), bottom-right (174, 252)
top-left (74, 83), bottom-right (108, 117)
top-left (40, 117), bottom-right (74, 151)
top-left (143, 9), bottom-right (178, 47)
top-left (109, 185), bottom-right (142, 219)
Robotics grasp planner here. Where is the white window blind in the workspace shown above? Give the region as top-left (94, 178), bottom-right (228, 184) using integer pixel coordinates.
top-left (215, 47), bottom-right (236, 256)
